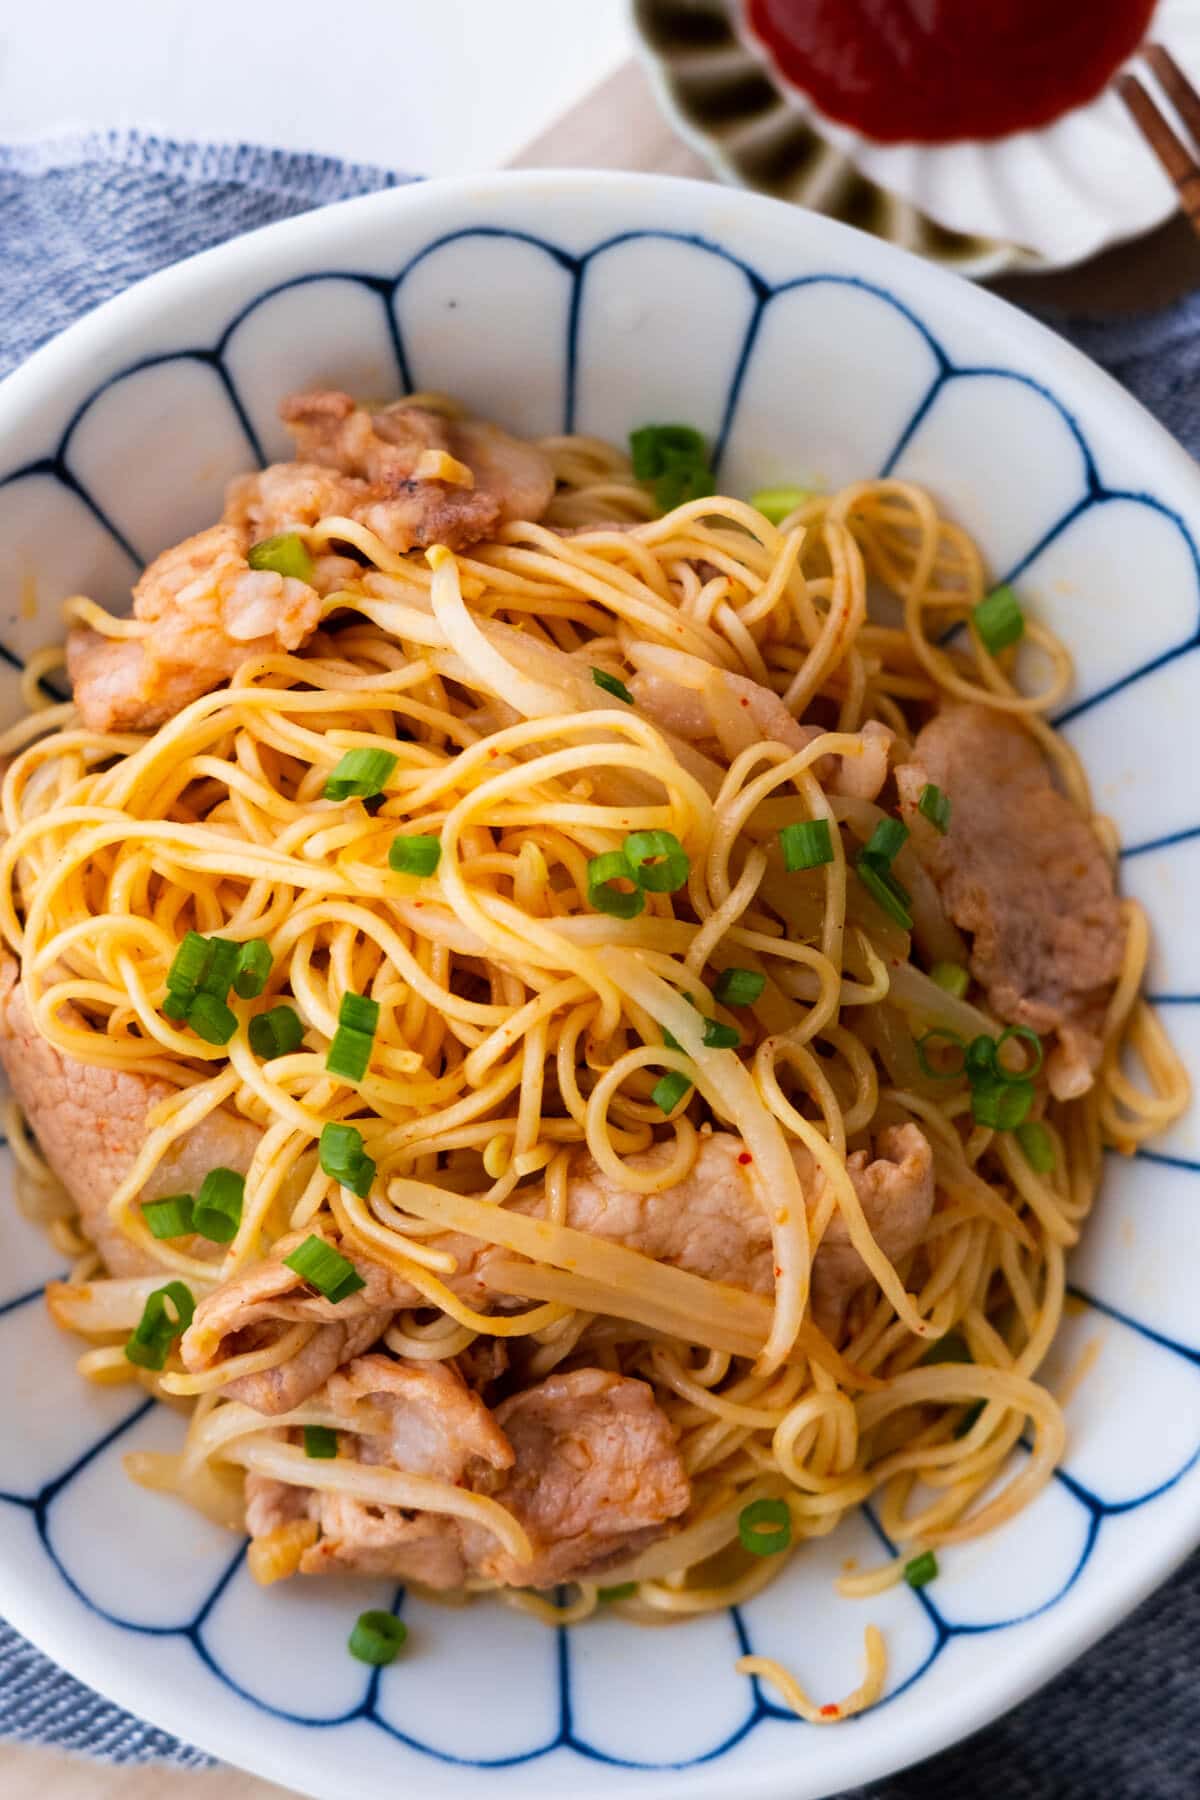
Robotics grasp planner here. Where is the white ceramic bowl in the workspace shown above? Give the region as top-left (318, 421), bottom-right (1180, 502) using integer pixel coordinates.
top-left (1, 171), bottom-right (1199, 1800)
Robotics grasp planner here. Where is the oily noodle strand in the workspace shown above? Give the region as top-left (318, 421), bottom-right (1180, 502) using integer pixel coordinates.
top-left (2, 445), bottom-right (1186, 1722)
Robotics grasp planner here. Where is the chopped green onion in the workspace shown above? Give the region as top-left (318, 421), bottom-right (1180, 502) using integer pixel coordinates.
top-left (915, 1029), bottom-right (966, 1081)
top-left (861, 816), bottom-right (909, 870)
top-left (629, 424), bottom-right (715, 510)
top-left (904, 1550), bottom-right (938, 1589)
top-left (922, 1332), bottom-right (972, 1365)
top-left (304, 1425), bottom-right (338, 1460)
top-left (167, 931), bottom-right (211, 995)
top-left (954, 1400), bottom-right (986, 1439)
top-left (624, 830), bottom-right (689, 894)
top-left (592, 667), bottom-right (633, 704)
top-left (282, 1235), bottom-right (366, 1303)
top-left (995, 1025), bottom-right (1044, 1080)
top-left (346, 1156), bottom-right (377, 1202)
top-left (192, 1168), bottom-right (244, 1244)
top-left (197, 936), bottom-right (239, 1000)
top-left (318, 1122), bottom-right (376, 1198)
top-left (713, 967), bottom-right (765, 1007)
top-left (324, 748), bottom-right (398, 802)
top-left (161, 990), bottom-right (192, 1022)
top-left (248, 1005), bottom-right (304, 1060)
top-left (597, 1582), bottom-right (637, 1602)
top-left (930, 961), bottom-right (969, 999)
top-left (702, 1018), bottom-right (740, 1050)
top-left (652, 1071), bottom-right (693, 1114)
top-left (233, 939), bottom-right (272, 999)
top-left (965, 1034), bottom-right (998, 1081)
top-left (142, 1195), bottom-right (195, 1240)
top-left (339, 992), bottom-right (380, 1034)
top-left (855, 855), bottom-right (913, 929)
top-left (971, 1076), bottom-right (1034, 1131)
top-left (327, 1027), bottom-right (373, 1083)
top-left (348, 1609), bottom-right (408, 1666)
top-left (779, 818), bottom-right (833, 871)
top-left (973, 583), bottom-right (1024, 654)
top-left (1016, 1119), bottom-right (1055, 1173)
top-left (389, 834), bottom-right (441, 876)
top-left (917, 783), bottom-right (951, 835)
top-left (586, 850), bottom-right (644, 919)
top-left (750, 486), bottom-right (809, 525)
top-left (247, 532), bottom-right (314, 583)
top-left (738, 1497), bottom-right (792, 1557)
top-left (185, 992), bottom-right (238, 1046)
top-left (124, 1281), bottom-right (195, 1371)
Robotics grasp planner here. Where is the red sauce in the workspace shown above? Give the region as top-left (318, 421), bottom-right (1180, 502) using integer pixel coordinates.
top-left (744, 0), bottom-right (1156, 144)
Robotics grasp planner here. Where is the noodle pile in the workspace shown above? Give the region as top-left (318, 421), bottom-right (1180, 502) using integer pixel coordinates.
top-left (0, 416), bottom-right (1187, 1720)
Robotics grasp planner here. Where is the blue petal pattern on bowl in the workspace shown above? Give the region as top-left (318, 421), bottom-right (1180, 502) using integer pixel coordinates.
top-left (1, 222), bottom-right (1199, 1781)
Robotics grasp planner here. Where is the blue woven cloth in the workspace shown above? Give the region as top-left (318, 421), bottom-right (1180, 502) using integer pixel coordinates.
top-left (0, 131), bottom-right (1198, 1793)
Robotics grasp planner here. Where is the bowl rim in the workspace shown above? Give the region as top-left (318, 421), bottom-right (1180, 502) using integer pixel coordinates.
top-left (1, 166), bottom-right (1199, 1800)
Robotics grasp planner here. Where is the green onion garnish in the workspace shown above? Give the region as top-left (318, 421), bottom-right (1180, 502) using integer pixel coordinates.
top-left (324, 748), bottom-right (398, 803)
top-left (1016, 1119), bottom-right (1055, 1172)
top-left (624, 829), bottom-right (689, 894)
top-left (917, 783), bottom-right (951, 835)
top-left (389, 834), bottom-right (441, 876)
top-left (185, 992), bottom-right (238, 1046)
top-left (965, 1034), bottom-right (997, 1081)
top-left (973, 583), bottom-right (1024, 655)
top-left (779, 818), bottom-right (833, 871)
top-left (233, 939), bottom-right (272, 999)
top-left (327, 1027), bottom-right (372, 1082)
top-left (652, 1071), bottom-right (693, 1114)
top-left (247, 532), bottom-right (314, 583)
top-left (995, 1025), bottom-right (1044, 1080)
top-left (922, 1332), bottom-right (971, 1365)
top-left (750, 486), bottom-right (809, 525)
top-left (303, 1425), bottom-right (338, 1460)
top-left (192, 1168), bottom-right (245, 1244)
top-left (348, 1610), bottom-right (408, 1666)
top-left (167, 931), bottom-right (211, 995)
top-left (702, 1018), bottom-right (740, 1050)
top-left (904, 1550), bottom-right (938, 1589)
top-left (855, 855), bottom-right (913, 929)
top-left (142, 1195), bottom-right (195, 1240)
top-left (282, 1234), bottom-right (366, 1303)
top-left (592, 667), bottom-right (633, 704)
top-left (197, 936), bottom-right (239, 1000)
top-left (971, 1076), bottom-right (1034, 1131)
top-left (915, 1028), bottom-right (966, 1081)
top-left (930, 961), bottom-right (969, 999)
top-left (161, 990), bottom-right (192, 1022)
top-left (124, 1281), bottom-right (195, 1371)
top-left (586, 850), bottom-right (644, 919)
top-left (629, 424), bottom-right (715, 511)
top-left (248, 1004), bottom-right (304, 1060)
top-left (339, 992), bottom-right (380, 1035)
top-left (954, 1400), bottom-right (986, 1439)
top-left (597, 1582), bottom-right (637, 1602)
top-left (738, 1497), bottom-right (792, 1557)
top-left (861, 816), bottom-right (909, 869)
top-left (713, 967), bottom-right (765, 1007)
top-left (318, 1122), bottom-right (376, 1198)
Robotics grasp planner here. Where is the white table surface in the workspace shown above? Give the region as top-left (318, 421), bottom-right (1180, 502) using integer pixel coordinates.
top-left (0, 0), bottom-right (631, 174)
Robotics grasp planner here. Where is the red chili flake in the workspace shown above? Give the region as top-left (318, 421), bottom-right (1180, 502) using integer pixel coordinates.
top-left (737, 1151), bottom-right (753, 1165)
top-left (740, 696), bottom-right (750, 707)
top-left (819, 1704), bottom-right (839, 1719)
top-left (774, 1265), bottom-right (783, 1278)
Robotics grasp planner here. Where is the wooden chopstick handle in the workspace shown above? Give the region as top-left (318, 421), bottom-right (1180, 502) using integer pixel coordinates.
top-left (1117, 70), bottom-right (1200, 230)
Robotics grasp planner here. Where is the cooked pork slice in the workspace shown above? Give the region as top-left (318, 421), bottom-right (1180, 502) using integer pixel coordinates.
top-left (803, 1123), bottom-right (935, 1338)
top-left (0, 958), bottom-right (258, 1276)
top-left (245, 1354), bottom-right (514, 1585)
top-left (465, 1370), bottom-right (691, 1587)
top-left (226, 390), bottom-right (554, 556)
top-left (896, 705), bottom-right (1125, 1099)
top-left (180, 1232), bottom-right (401, 1413)
top-left (630, 664), bottom-right (893, 799)
top-left (68, 523), bottom-right (321, 733)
